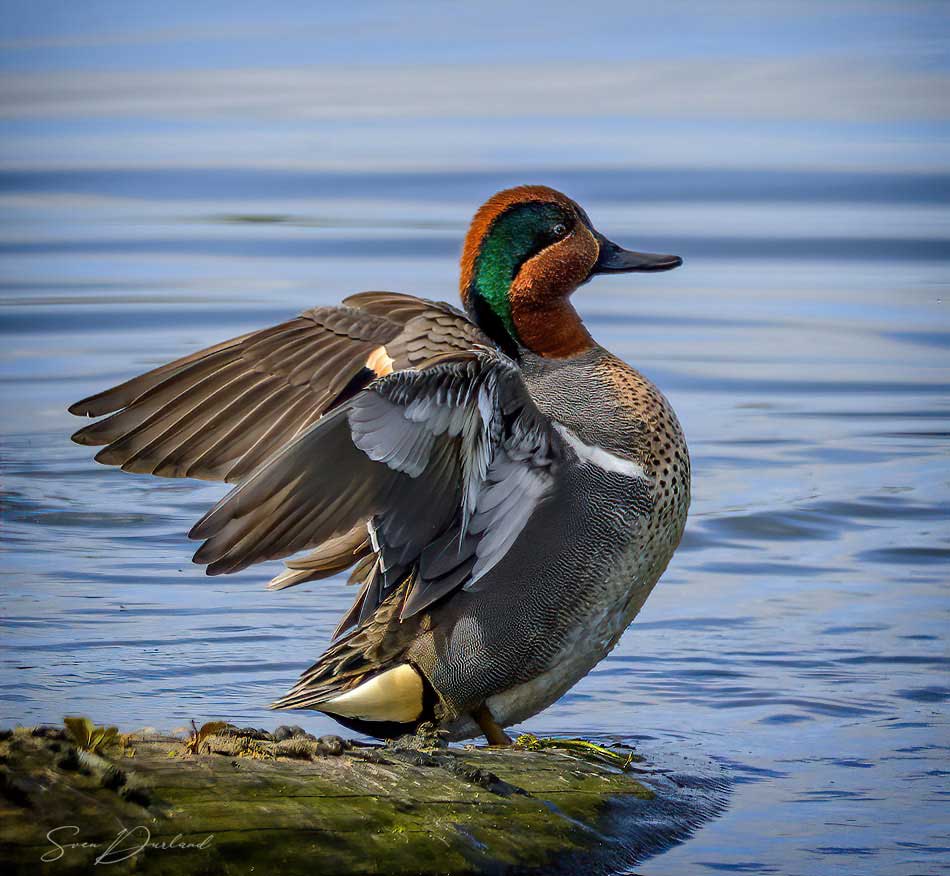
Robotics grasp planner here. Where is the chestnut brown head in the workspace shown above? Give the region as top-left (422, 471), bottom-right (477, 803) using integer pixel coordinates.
top-left (459, 185), bottom-right (681, 358)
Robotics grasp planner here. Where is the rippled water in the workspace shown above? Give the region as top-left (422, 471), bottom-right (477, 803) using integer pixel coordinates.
top-left (1, 165), bottom-right (947, 873)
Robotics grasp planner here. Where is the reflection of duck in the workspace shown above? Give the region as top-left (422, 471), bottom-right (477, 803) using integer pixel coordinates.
top-left (70, 185), bottom-right (690, 744)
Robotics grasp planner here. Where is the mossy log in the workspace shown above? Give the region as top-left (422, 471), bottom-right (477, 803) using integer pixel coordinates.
top-left (0, 724), bottom-right (720, 875)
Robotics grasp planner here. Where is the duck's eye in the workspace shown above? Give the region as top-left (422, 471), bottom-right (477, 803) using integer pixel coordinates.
top-left (552, 223), bottom-right (568, 237)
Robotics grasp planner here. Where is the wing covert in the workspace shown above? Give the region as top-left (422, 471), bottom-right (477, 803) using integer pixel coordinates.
top-left (189, 350), bottom-right (563, 635)
top-left (69, 293), bottom-right (485, 483)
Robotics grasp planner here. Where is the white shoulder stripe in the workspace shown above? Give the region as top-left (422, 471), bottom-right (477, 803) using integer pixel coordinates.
top-left (553, 423), bottom-right (650, 481)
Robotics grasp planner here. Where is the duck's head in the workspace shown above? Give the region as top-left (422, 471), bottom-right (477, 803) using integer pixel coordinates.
top-left (460, 185), bottom-right (681, 359)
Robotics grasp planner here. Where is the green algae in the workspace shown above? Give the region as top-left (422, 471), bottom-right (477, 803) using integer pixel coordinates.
top-left (0, 725), bottom-right (654, 875)
top-left (515, 732), bottom-right (647, 774)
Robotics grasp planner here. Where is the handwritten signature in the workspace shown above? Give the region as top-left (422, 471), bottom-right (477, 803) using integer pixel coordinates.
top-left (43, 825), bottom-right (214, 865)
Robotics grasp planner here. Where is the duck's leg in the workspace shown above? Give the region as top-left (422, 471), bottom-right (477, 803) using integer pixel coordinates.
top-left (472, 703), bottom-right (512, 746)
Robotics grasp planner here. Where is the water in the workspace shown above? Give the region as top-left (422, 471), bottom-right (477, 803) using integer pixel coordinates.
top-left (2, 3), bottom-right (949, 873)
top-left (2, 165), bottom-right (947, 875)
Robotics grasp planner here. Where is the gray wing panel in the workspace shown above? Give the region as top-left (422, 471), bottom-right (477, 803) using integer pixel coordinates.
top-left (190, 350), bottom-right (562, 634)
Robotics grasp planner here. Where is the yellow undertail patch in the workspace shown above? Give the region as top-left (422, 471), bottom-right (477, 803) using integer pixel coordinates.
top-left (317, 663), bottom-right (423, 723)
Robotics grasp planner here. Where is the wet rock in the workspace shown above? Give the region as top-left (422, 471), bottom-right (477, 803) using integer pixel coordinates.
top-left (316, 734), bottom-right (345, 756)
top-left (274, 724), bottom-right (314, 742)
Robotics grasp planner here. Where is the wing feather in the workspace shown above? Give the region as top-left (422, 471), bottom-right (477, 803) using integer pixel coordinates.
top-left (70, 294), bottom-right (486, 484)
top-left (190, 350), bottom-right (563, 635)
top-left (72, 292), bottom-right (558, 643)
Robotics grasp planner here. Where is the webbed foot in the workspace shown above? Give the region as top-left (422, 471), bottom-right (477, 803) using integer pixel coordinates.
top-left (389, 721), bottom-right (448, 752)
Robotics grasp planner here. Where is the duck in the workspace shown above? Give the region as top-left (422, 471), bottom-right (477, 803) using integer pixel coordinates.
top-left (69, 185), bottom-right (690, 745)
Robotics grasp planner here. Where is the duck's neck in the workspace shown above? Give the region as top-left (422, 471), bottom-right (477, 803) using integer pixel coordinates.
top-left (508, 291), bottom-right (594, 359)
top-left (466, 267), bottom-right (594, 360)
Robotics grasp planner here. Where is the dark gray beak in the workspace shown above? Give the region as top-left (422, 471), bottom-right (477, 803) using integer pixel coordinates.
top-left (592, 233), bottom-right (682, 274)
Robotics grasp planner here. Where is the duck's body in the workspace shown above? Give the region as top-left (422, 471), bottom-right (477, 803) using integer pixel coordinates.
top-left (401, 347), bottom-right (689, 740)
top-left (70, 186), bottom-right (689, 743)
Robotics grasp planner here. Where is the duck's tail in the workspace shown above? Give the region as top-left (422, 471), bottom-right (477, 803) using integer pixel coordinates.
top-left (269, 577), bottom-right (433, 735)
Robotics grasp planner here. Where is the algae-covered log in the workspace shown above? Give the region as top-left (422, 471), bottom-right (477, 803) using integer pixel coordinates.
top-left (0, 724), bottom-right (725, 875)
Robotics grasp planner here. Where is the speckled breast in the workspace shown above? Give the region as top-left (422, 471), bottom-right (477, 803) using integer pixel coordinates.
top-left (522, 346), bottom-right (691, 581)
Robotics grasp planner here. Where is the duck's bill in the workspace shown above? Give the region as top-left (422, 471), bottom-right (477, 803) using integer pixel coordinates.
top-left (592, 234), bottom-right (683, 274)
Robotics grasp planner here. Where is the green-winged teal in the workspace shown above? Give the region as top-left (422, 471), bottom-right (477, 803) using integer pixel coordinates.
top-left (70, 185), bottom-right (690, 745)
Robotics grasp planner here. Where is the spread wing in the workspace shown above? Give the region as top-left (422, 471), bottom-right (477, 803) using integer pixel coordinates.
top-left (69, 292), bottom-right (486, 484)
top-left (189, 350), bottom-right (563, 634)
